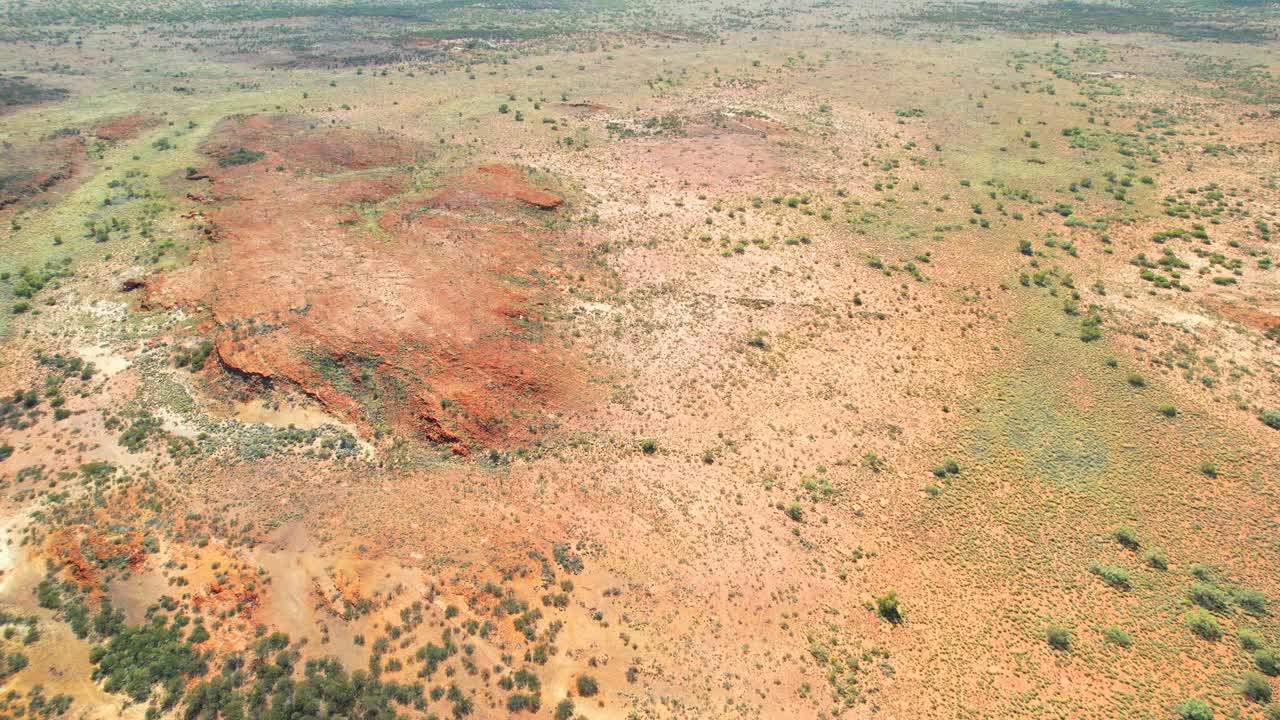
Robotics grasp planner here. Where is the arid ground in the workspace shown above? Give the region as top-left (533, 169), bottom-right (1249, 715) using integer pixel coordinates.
top-left (0, 0), bottom-right (1279, 718)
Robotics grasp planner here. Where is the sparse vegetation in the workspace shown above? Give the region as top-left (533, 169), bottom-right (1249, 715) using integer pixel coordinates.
top-left (0, 4), bottom-right (1278, 720)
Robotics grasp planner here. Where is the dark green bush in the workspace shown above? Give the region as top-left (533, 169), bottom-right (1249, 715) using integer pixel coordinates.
top-left (1241, 629), bottom-right (1266, 651)
top-left (1256, 649), bottom-right (1280, 677)
top-left (217, 147), bottom-right (264, 168)
top-left (1242, 671), bottom-right (1272, 702)
top-left (1190, 583), bottom-right (1229, 613)
top-left (876, 591), bottom-right (902, 623)
top-left (1113, 526), bottom-right (1140, 550)
top-left (1045, 624), bottom-right (1071, 651)
top-left (1237, 589), bottom-right (1267, 616)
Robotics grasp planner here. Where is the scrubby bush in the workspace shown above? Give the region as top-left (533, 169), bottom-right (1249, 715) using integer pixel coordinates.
top-left (1236, 589), bottom-right (1267, 616)
top-left (1089, 563), bottom-right (1130, 590)
top-left (1175, 699), bottom-right (1213, 720)
top-left (1242, 671), bottom-right (1272, 702)
top-left (1257, 650), bottom-right (1280, 677)
top-left (217, 147), bottom-right (264, 168)
top-left (576, 674), bottom-right (598, 697)
top-left (1113, 526), bottom-right (1140, 550)
top-left (1103, 625), bottom-right (1132, 647)
top-left (506, 693), bottom-right (540, 712)
top-left (1260, 411), bottom-right (1280, 430)
top-left (1241, 629), bottom-right (1266, 651)
top-left (1079, 319), bottom-right (1102, 342)
top-left (876, 591), bottom-right (902, 623)
top-left (1045, 624), bottom-right (1071, 651)
top-left (1190, 583), bottom-right (1229, 613)
top-left (1186, 609), bottom-right (1221, 640)
top-left (1144, 550), bottom-right (1168, 570)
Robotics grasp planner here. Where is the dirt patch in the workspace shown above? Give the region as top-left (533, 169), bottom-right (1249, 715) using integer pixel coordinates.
top-left (1202, 296), bottom-right (1280, 334)
top-left (200, 113), bottom-right (427, 173)
top-left (147, 114), bottom-right (584, 452)
top-left (626, 129), bottom-right (785, 188)
top-left (89, 112), bottom-right (164, 142)
top-left (0, 134), bottom-right (83, 211)
top-left (733, 114), bottom-right (789, 136)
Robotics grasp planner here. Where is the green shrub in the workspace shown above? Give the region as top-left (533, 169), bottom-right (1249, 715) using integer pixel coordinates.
top-left (576, 674), bottom-right (598, 697)
top-left (1261, 411), bottom-right (1280, 430)
top-left (1186, 609), bottom-right (1221, 640)
top-left (555, 699), bottom-right (574, 720)
top-left (1242, 671), bottom-right (1272, 702)
top-left (1198, 461), bottom-right (1217, 478)
top-left (1266, 703), bottom-right (1280, 720)
top-left (1103, 625), bottom-right (1132, 648)
top-left (217, 147), bottom-right (264, 168)
top-left (785, 502), bottom-right (803, 522)
top-left (639, 438), bottom-right (657, 454)
top-left (1175, 699), bottom-right (1213, 720)
top-left (506, 693), bottom-right (540, 712)
top-left (1079, 313), bottom-right (1103, 342)
top-left (1089, 563), bottom-right (1130, 590)
top-left (1158, 404), bottom-right (1177, 417)
top-left (1237, 589), bottom-right (1267, 616)
top-left (90, 615), bottom-right (205, 702)
top-left (1144, 550), bottom-right (1168, 570)
top-left (875, 591), bottom-right (902, 623)
top-left (1190, 583), bottom-right (1229, 613)
top-left (1113, 526), bottom-right (1140, 550)
top-left (1241, 629), bottom-right (1266, 651)
top-left (1257, 650), bottom-right (1280, 677)
top-left (1045, 624), bottom-right (1071, 651)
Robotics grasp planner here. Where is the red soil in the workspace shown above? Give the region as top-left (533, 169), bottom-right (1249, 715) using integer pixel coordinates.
top-left (46, 527), bottom-right (147, 595)
top-left (0, 134), bottom-right (83, 210)
top-left (201, 113), bottom-right (427, 173)
top-left (90, 112), bottom-right (163, 142)
top-left (1203, 297), bottom-right (1280, 334)
top-left (147, 115), bottom-right (582, 452)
